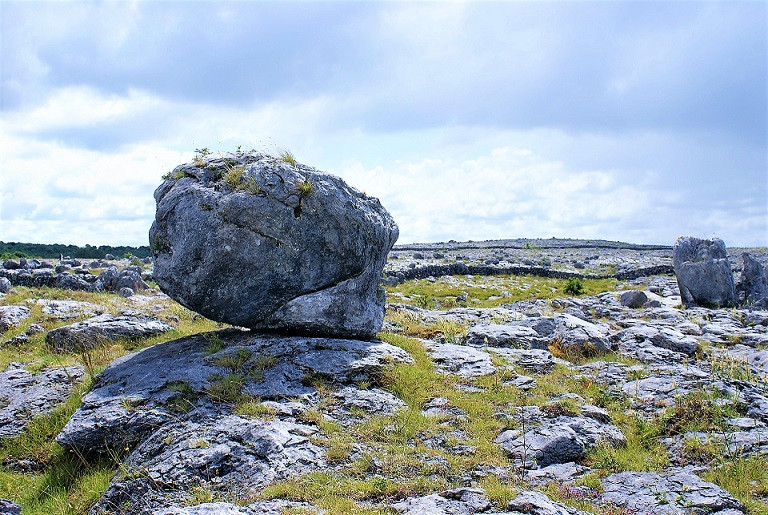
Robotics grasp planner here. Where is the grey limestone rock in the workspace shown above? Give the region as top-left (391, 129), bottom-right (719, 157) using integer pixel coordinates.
top-left (524, 462), bottom-right (590, 486)
top-left (45, 313), bottom-right (173, 353)
top-left (0, 306), bottom-right (30, 333)
top-left (56, 272), bottom-right (92, 291)
top-left (150, 151), bottom-right (398, 339)
top-left (601, 468), bottom-right (745, 514)
top-left (0, 277), bottom-right (11, 294)
top-left (739, 387), bottom-right (768, 423)
top-left (35, 299), bottom-right (104, 320)
top-left (465, 324), bottom-right (546, 349)
top-left (0, 363), bottom-right (84, 439)
top-left (97, 266), bottom-right (147, 292)
top-left (619, 289), bottom-right (648, 308)
top-left (673, 236), bottom-right (736, 308)
top-left (2, 260), bottom-right (20, 270)
top-left (0, 499), bottom-right (21, 515)
top-left (551, 313), bottom-right (611, 354)
top-left (332, 386), bottom-right (406, 419)
top-left (424, 341), bottom-right (496, 378)
top-left (393, 487), bottom-right (491, 514)
top-left (492, 348), bottom-right (555, 375)
top-left (495, 414), bottom-right (625, 468)
top-left (507, 490), bottom-right (593, 514)
top-left (114, 416), bottom-right (324, 497)
top-left (616, 324), bottom-right (699, 356)
top-left (57, 330), bottom-right (412, 454)
top-left (736, 252), bottom-right (768, 307)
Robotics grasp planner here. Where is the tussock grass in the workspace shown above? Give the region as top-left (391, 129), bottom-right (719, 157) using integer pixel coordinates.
top-left (703, 456), bottom-right (768, 514)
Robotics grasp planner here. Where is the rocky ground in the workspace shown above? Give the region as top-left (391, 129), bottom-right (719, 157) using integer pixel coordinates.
top-left (1, 239), bottom-right (767, 514)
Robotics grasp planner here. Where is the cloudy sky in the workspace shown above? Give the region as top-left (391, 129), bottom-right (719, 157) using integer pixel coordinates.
top-left (1, 1), bottom-right (766, 247)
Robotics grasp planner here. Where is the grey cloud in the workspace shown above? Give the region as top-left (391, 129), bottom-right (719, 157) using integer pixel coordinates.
top-left (4, 2), bottom-right (764, 143)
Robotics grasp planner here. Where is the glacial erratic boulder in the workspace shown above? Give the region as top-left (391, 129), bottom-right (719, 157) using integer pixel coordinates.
top-left (736, 252), bottom-right (768, 308)
top-left (673, 236), bottom-right (736, 308)
top-left (150, 151), bottom-right (398, 339)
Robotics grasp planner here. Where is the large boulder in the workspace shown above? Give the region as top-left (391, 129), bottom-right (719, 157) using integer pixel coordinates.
top-left (736, 252), bottom-right (768, 308)
top-left (150, 151), bottom-right (398, 339)
top-left (672, 236), bottom-right (736, 308)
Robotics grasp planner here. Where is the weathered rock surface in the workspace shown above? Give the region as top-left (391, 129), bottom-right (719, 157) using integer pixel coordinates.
top-left (150, 151), bottom-right (398, 339)
top-left (493, 348), bottom-right (555, 375)
top-left (0, 363), bottom-right (83, 439)
top-left (465, 324), bottom-right (546, 349)
top-left (57, 330), bottom-right (412, 454)
top-left (0, 277), bottom-right (11, 294)
top-left (56, 272), bottom-right (92, 291)
top-left (496, 405), bottom-right (625, 468)
top-left (102, 416), bottom-right (324, 503)
top-left (0, 499), bottom-right (21, 515)
top-left (673, 236), bottom-right (736, 308)
top-left (549, 313), bottom-right (611, 354)
top-left (736, 252), bottom-right (768, 307)
top-left (55, 329), bottom-right (413, 513)
top-left (615, 324), bottom-right (699, 355)
top-left (393, 487), bottom-right (491, 514)
top-left (45, 313), bottom-right (173, 352)
top-left (34, 299), bottom-right (104, 320)
top-left (601, 468), bottom-right (745, 514)
top-left (0, 306), bottom-right (30, 333)
top-left (507, 490), bottom-right (592, 514)
top-left (424, 341), bottom-right (496, 378)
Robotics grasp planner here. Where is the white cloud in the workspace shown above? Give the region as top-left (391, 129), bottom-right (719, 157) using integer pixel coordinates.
top-left (337, 146), bottom-right (654, 244)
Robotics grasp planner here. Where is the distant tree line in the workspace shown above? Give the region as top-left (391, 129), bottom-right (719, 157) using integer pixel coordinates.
top-left (0, 241), bottom-right (151, 260)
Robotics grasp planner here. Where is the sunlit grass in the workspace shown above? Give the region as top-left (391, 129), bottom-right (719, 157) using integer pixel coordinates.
top-left (385, 274), bottom-right (618, 309)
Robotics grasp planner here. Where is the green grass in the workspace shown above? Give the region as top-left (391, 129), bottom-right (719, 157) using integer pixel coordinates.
top-left (703, 455), bottom-right (768, 514)
top-left (296, 179), bottom-right (313, 198)
top-left (279, 149), bottom-right (297, 167)
top-left (0, 378), bottom-right (118, 514)
top-left (385, 274), bottom-right (618, 309)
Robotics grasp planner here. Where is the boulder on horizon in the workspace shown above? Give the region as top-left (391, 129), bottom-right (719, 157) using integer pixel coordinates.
top-left (672, 236), bottom-right (735, 308)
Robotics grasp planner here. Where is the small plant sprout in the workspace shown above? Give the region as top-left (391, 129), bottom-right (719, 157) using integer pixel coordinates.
top-left (296, 178), bottom-right (314, 199)
top-left (279, 149), bottom-right (297, 166)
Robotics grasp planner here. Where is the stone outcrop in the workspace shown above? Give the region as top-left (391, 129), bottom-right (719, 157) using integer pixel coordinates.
top-left (0, 306), bottom-right (30, 333)
top-left (495, 404), bottom-right (625, 468)
top-left (601, 468), bottom-right (745, 514)
top-left (673, 236), bottom-right (736, 308)
top-left (0, 363), bottom-right (84, 439)
top-left (45, 314), bottom-right (173, 353)
top-left (736, 252), bottom-right (768, 308)
top-left (56, 330), bottom-right (412, 454)
top-left (150, 151), bottom-right (398, 339)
